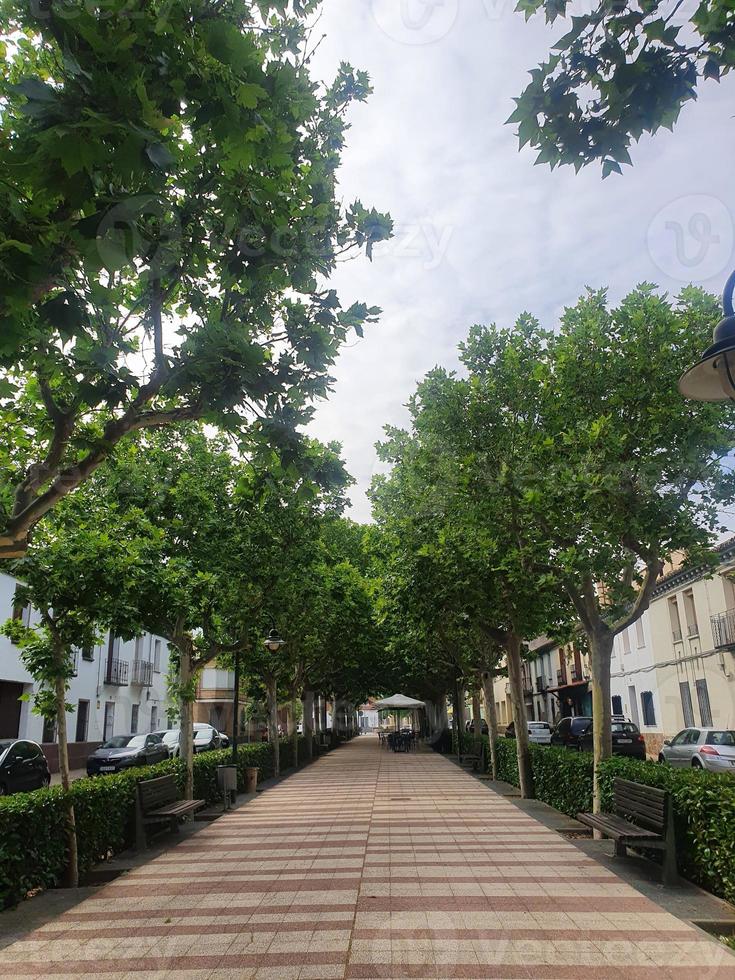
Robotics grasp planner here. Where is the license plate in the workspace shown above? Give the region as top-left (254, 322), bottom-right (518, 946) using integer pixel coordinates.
top-left (617, 739), bottom-right (632, 744)
top-left (99, 766), bottom-right (116, 772)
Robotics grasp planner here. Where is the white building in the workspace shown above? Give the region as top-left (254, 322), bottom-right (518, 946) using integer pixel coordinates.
top-left (0, 572), bottom-right (174, 770)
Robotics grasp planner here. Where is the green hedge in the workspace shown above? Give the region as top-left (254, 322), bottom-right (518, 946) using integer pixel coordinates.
top-left (492, 737), bottom-right (735, 904)
top-left (0, 736), bottom-right (321, 910)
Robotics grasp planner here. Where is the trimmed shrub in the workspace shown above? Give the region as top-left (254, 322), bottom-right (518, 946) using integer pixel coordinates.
top-left (492, 738), bottom-right (735, 905)
top-left (0, 736), bottom-right (322, 909)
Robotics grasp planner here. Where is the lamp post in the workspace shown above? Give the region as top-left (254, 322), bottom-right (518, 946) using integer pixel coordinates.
top-left (263, 627), bottom-right (286, 776)
top-left (680, 270), bottom-right (735, 401)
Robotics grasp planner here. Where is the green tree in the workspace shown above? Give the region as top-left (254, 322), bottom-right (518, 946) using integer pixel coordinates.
top-left (1, 500), bottom-right (156, 884)
top-left (510, 0), bottom-right (734, 174)
top-left (0, 0), bottom-right (390, 557)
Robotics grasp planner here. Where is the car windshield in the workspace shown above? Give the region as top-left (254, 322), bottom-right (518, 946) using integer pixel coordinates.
top-left (707, 731), bottom-right (735, 746)
top-left (128, 735), bottom-right (146, 748)
top-left (0, 741), bottom-right (13, 755)
top-left (162, 731), bottom-right (179, 743)
top-left (102, 736), bottom-right (133, 748)
top-left (529, 723), bottom-right (549, 730)
top-left (612, 723), bottom-right (638, 734)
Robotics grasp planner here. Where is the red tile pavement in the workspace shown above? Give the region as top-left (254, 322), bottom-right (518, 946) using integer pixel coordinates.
top-left (2, 734), bottom-right (735, 979)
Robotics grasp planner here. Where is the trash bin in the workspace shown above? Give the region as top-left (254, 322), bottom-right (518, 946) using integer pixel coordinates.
top-left (244, 766), bottom-right (258, 794)
top-left (217, 765), bottom-right (237, 810)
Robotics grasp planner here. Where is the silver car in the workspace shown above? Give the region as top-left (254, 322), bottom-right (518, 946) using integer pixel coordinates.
top-left (528, 722), bottom-right (552, 745)
top-left (659, 728), bottom-right (735, 772)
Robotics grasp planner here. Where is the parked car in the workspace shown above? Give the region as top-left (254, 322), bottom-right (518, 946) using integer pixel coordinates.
top-left (152, 729), bottom-right (181, 758)
top-left (550, 716), bottom-right (593, 750)
top-left (0, 739), bottom-right (50, 795)
top-left (218, 731), bottom-right (230, 749)
top-left (527, 721), bottom-right (552, 745)
top-left (193, 723), bottom-right (221, 753)
top-left (659, 728), bottom-right (735, 772)
top-left (503, 721), bottom-right (552, 744)
top-left (86, 733), bottom-right (169, 775)
top-left (580, 720), bottom-right (646, 759)
top-left (466, 720), bottom-right (489, 735)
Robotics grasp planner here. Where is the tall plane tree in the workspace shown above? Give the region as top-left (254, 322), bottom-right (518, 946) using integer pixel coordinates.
top-left (0, 0), bottom-right (390, 558)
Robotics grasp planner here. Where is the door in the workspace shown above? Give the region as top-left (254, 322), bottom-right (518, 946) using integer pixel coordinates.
top-left (75, 701), bottom-right (89, 743)
top-left (667, 729), bottom-right (693, 766)
top-left (103, 702), bottom-right (115, 741)
top-left (11, 742), bottom-right (37, 792)
top-left (0, 683), bottom-right (24, 738)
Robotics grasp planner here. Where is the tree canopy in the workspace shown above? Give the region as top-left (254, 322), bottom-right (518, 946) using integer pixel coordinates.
top-left (510, 0), bottom-right (734, 174)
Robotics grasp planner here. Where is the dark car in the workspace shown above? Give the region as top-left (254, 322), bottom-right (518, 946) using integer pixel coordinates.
top-left (86, 733), bottom-right (168, 776)
top-left (466, 721), bottom-right (489, 735)
top-left (0, 739), bottom-right (50, 795)
top-left (550, 716), bottom-right (593, 750)
top-left (578, 720), bottom-right (646, 759)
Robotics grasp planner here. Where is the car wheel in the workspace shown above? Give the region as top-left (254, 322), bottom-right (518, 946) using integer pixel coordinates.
top-left (0, 783), bottom-right (6, 796)
top-left (41, 775), bottom-right (50, 789)
top-left (692, 757), bottom-right (703, 768)
top-left (658, 754), bottom-right (666, 764)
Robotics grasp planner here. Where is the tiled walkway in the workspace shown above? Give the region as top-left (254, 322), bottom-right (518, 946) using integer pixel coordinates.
top-left (3, 736), bottom-right (735, 979)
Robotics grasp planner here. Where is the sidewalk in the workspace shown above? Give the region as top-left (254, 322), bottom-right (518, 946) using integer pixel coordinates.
top-left (2, 735), bottom-right (735, 978)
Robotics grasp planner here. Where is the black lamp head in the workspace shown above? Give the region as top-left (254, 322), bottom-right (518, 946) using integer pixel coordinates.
top-left (680, 270), bottom-right (735, 402)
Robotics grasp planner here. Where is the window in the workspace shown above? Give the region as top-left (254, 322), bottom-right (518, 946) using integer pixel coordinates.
top-left (81, 644), bottom-right (94, 662)
top-left (635, 618), bottom-right (645, 648)
top-left (707, 730), bottom-right (735, 746)
top-left (611, 695), bottom-right (623, 716)
top-left (628, 685), bottom-right (640, 727)
top-left (680, 682), bottom-right (695, 727)
top-left (640, 691), bottom-right (656, 727)
top-left (131, 704), bottom-right (139, 734)
top-left (150, 705), bottom-right (158, 732)
top-left (622, 629), bottom-right (631, 654)
top-left (134, 636), bottom-right (145, 660)
top-left (668, 597), bottom-right (682, 641)
top-left (103, 702), bottom-right (115, 741)
top-left (724, 576), bottom-right (735, 610)
top-left (153, 639), bottom-right (162, 672)
top-left (42, 717), bottom-right (56, 743)
top-left (683, 589), bottom-right (698, 637)
top-left (695, 678), bottom-right (713, 727)
top-left (75, 701), bottom-right (89, 742)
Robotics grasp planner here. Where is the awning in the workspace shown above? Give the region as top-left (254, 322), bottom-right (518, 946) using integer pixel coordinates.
top-left (373, 694), bottom-right (425, 709)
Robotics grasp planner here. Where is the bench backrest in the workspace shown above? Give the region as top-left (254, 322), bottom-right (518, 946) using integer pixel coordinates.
top-left (613, 777), bottom-right (669, 834)
top-left (138, 774), bottom-right (179, 813)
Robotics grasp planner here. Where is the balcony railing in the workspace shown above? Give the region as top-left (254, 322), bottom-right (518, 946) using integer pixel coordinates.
top-left (557, 668), bottom-right (567, 686)
top-left (712, 609), bottom-right (735, 649)
top-left (70, 650), bottom-right (79, 677)
top-left (571, 666), bottom-right (583, 682)
top-left (535, 676), bottom-right (546, 693)
top-left (131, 659), bottom-right (153, 686)
top-left (105, 658), bottom-right (129, 686)
top-left (687, 622), bottom-right (700, 638)
top-left (672, 628), bottom-right (683, 642)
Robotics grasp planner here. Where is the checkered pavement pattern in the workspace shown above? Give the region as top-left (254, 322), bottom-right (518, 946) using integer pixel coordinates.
top-left (2, 735), bottom-right (734, 979)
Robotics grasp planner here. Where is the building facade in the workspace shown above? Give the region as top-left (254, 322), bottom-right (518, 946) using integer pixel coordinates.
top-left (0, 572), bottom-right (174, 770)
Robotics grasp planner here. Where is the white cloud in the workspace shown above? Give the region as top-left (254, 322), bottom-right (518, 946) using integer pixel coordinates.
top-left (307, 0), bottom-right (735, 521)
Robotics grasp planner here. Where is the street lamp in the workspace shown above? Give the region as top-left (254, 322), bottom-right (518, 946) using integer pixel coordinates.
top-left (680, 269), bottom-right (735, 401)
top-left (263, 628), bottom-right (285, 654)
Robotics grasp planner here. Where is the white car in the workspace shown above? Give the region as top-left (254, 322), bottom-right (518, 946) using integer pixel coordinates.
top-left (527, 721), bottom-right (552, 745)
top-left (153, 729), bottom-right (181, 758)
top-left (659, 728), bottom-right (735, 772)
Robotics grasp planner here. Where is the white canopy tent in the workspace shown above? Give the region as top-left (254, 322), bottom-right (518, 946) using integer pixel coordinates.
top-left (374, 694), bottom-right (425, 733)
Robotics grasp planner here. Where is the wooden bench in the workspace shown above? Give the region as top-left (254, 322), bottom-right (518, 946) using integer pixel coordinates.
top-left (577, 778), bottom-right (678, 885)
top-left (135, 774), bottom-right (205, 850)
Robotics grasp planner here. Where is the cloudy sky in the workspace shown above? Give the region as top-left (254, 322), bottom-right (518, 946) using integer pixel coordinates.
top-left (306, 0), bottom-right (735, 522)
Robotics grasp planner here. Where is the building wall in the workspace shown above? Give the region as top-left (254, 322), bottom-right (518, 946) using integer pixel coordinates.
top-left (0, 572), bottom-right (174, 767)
top-left (609, 608), bottom-right (663, 755)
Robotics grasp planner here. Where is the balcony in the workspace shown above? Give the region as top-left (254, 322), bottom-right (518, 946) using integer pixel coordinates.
top-left (672, 627), bottom-right (683, 642)
top-left (70, 650), bottom-right (79, 677)
top-left (557, 668), bottom-right (568, 686)
top-left (105, 658), bottom-right (129, 686)
top-left (687, 622), bottom-right (700, 638)
top-left (131, 659), bottom-right (153, 686)
top-left (571, 666), bottom-right (583, 682)
top-left (535, 675), bottom-right (546, 693)
top-left (712, 609), bottom-right (735, 649)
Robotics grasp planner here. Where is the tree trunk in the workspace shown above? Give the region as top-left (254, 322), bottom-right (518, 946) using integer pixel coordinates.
top-left (54, 669), bottom-right (78, 888)
top-left (231, 649), bottom-right (240, 764)
top-left (453, 683), bottom-right (465, 759)
top-left (321, 696), bottom-right (328, 733)
top-left (506, 632), bottom-right (534, 799)
top-left (330, 697), bottom-right (339, 748)
top-left (178, 650), bottom-right (195, 800)
top-left (303, 689), bottom-right (314, 761)
top-left (589, 628), bottom-right (614, 813)
top-left (266, 673), bottom-right (280, 778)
top-left (313, 694), bottom-right (321, 735)
top-left (290, 691), bottom-right (299, 769)
top-left (471, 689), bottom-right (482, 750)
top-left (480, 670), bottom-right (499, 780)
